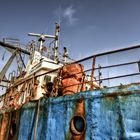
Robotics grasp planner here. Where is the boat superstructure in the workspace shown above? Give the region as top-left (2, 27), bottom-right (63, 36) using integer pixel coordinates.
top-left (0, 23), bottom-right (71, 112)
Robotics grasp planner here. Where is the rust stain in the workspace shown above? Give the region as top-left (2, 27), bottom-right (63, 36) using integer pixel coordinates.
top-left (61, 63), bottom-right (85, 96)
top-left (0, 113), bottom-right (11, 140)
top-left (70, 99), bottom-right (86, 140)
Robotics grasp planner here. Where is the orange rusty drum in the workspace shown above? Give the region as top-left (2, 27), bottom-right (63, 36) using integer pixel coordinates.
top-left (61, 63), bottom-right (84, 95)
top-left (61, 63), bottom-right (84, 82)
top-left (62, 78), bottom-right (81, 95)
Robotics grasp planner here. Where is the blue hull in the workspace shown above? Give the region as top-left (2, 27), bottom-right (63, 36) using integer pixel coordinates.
top-left (1, 83), bottom-right (140, 140)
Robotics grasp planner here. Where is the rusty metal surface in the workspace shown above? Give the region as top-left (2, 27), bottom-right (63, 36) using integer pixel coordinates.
top-left (0, 113), bottom-right (11, 140)
top-left (0, 83), bottom-right (140, 140)
top-left (0, 110), bottom-right (21, 140)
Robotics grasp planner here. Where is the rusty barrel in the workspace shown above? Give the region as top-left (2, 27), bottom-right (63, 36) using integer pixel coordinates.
top-left (61, 63), bottom-right (85, 95)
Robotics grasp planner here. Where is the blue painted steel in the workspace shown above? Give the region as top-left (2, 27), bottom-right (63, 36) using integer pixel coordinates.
top-left (17, 84), bottom-right (140, 140)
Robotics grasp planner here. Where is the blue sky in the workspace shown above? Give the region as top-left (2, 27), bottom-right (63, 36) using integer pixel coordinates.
top-left (0, 0), bottom-right (140, 93)
top-left (0, 0), bottom-right (140, 60)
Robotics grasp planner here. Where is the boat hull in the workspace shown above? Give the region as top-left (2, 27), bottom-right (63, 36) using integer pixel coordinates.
top-left (0, 83), bottom-right (140, 140)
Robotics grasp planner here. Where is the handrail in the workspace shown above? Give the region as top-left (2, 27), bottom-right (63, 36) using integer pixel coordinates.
top-left (95, 72), bottom-right (140, 82)
top-left (75, 45), bottom-right (140, 63)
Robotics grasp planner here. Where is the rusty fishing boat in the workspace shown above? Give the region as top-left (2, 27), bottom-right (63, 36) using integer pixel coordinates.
top-left (0, 23), bottom-right (140, 140)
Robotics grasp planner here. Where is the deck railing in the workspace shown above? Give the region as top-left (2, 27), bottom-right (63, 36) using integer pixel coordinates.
top-left (61, 45), bottom-right (140, 89)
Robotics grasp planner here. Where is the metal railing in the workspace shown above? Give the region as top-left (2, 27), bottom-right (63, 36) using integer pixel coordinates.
top-left (74, 45), bottom-right (140, 88)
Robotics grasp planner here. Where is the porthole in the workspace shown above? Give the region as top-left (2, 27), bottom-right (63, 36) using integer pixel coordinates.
top-left (70, 115), bottom-right (86, 135)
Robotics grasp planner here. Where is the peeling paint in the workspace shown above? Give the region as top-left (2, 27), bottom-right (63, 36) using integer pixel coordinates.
top-left (0, 83), bottom-right (140, 140)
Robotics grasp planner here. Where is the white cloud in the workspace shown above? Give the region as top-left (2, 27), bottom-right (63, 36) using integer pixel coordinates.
top-left (53, 5), bottom-right (78, 26)
top-left (62, 6), bottom-right (78, 25)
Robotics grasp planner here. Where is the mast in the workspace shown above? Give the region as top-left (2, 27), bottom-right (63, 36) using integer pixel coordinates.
top-left (28, 23), bottom-right (60, 62)
top-left (54, 23), bottom-right (60, 62)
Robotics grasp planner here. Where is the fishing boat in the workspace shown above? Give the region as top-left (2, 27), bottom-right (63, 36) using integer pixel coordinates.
top-left (0, 23), bottom-right (140, 140)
